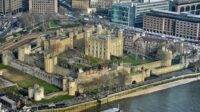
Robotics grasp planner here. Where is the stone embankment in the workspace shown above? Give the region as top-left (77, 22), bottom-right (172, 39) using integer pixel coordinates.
top-left (41, 73), bottom-right (200, 112)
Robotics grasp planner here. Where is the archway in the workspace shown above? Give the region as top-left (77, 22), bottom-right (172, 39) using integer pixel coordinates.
top-left (132, 81), bottom-right (136, 84)
top-left (186, 6), bottom-right (190, 11)
top-left (191, 5), bottom-right (195, 10)
top-left (180, 7), bottom-right (185, 12)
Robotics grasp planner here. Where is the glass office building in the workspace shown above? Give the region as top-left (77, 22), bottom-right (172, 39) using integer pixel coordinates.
top-left (111, 0), bottom-right (169, 27)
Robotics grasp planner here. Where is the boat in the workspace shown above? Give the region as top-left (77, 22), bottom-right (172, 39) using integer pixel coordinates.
top-left (101, 104), bottom-right (123, 112)
top-left (101, 107), bottom-right (123, 112)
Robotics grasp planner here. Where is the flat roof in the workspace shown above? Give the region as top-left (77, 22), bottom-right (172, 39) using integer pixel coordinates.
top-left (0, 96), bottom-right (16, 105)
top-left (172, 0), bottom-right (200, 5)
top-left (113, 0), bottom-right (168, 7)
top-left (146, 9), bottom-right (200, 23)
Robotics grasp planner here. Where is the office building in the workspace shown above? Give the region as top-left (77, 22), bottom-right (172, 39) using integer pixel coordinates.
top-left (72, 0), bottom-right (90, 10)
top-left (169, 0), bottom-right (200, 15)
top-left (111, 0), bottom-right (169, 27)
top-left (22, 0), bottom-right (29, 12)
top-left (0, 96), bottom-right (16, 109)
top-left (90, 0), bottom-right (131, 9)
top-left (0, 0), bottom-right (22, 15)
top-left (71, 0), bottom-right (131, 14)
top-left (143, 9), bottom-right (200, 40)
top-left (29, 0), bottom-right (58, 14)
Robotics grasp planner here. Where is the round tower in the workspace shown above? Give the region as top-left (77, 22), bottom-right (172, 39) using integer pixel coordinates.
top-left (44, 54), bottom-right (55, 73)
top-left (28, 87), bottom-right (34, 99)
top-left (34, 84), bottom-right (40, 89)
top-left (39, 87), bottom-right (44, 98)
top-left (34, 88), bottom-right (43, 101)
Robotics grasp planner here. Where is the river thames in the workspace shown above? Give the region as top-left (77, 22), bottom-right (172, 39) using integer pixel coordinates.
top-left (86, 80), bottom-right (200, 112)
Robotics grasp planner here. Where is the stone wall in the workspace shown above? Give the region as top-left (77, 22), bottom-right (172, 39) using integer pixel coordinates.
top-left (153, 64), bottom-right (185, 75)
top-left (9, 59), bottom-right (63, 88)
top-left (73, 31), bottom-right (85, 51)
top-left (77, 67), bottom-right (112, 83)
top-left (133, 61), bottom-right (164, 71)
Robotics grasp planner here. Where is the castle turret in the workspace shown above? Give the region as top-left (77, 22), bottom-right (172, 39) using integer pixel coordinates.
top-left (158, 46), bottom-right (173, 67)
top-left (2, 51), bottom-right (13, 65)
top-left (62, 76), bottom-right (68, 91)
top-left (118, 29), bottom-right (124, 38)
top-left (28, 84), bottom-right (45, 101)
top-left (69, 32), bottom-right (74, 38)
top-left (68, 81), bottom-right (77, 96)
top-left (18, 44), bottom-right (31, 62)
top-left (97, 24), bottom-right (102, 34)
top-left (28, 87), bottom-right (34, 99)
top-left (44, 54), bottom-right (57, 73)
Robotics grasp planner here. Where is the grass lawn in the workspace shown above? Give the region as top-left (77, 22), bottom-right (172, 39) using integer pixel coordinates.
top-left (37, 95), bottom-right (74, 104)
top-left (0, 86), bottom-right (19, 94)
top-left (86, 56), bottom-right (106, 65)
top-left (0, 64), bottom-right (9, 70)
top-left (74, 63), bottom-right (86, 69)
top-left (2, 67), bottom-right (61, 94)
top-left (48, 20), bottom-right (61, 29)
top-left (0, 37), bottom-right (6, 43)
top-left (113, 54), bottom-right (153, 65)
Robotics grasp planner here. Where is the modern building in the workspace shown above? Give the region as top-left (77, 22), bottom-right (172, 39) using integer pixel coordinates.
top-left (90, 0), bottom-right (131, 9)
top-left (169, 0), bottom-right (200, 15)
top-left (111, 0), bottom-right (169, 27)
top-left (29, 0), bottom-right (58, 14)
top-left (0, 96), bottom-right (16, 109)
top-left (0, 0), bottom-right (22, 15)
top-left (71, 0), bottom-right (131, 14)
top-left (22, 0), bottom-right (29, 12)
top-left (61, 0), bottom-right (72, 8)
top-left (143, 9), bottom-right (200, 40)
top-left (72, 0), bottom-right (91, 13)
top-left (85, 24), bottom-right (123, 60)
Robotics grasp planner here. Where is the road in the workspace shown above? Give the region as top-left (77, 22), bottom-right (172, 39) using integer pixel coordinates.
top-left (0, 33), bottom-right (41, 53)
top-left (0, 18), bottom-right (18, 37)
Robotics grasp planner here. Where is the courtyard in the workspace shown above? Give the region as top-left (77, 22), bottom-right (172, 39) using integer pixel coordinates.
top-left (112, 54), bottom-right (154, 65)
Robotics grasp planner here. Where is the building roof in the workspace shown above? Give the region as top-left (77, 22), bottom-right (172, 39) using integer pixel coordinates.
top-left (113, 0), bottom-right (168, 7)
top-left (0, 96), bottom-right (16, 105)
top-left (146, 9), bottom-right (200, 23)
top-left (172, 0), bottom-right (200, 5)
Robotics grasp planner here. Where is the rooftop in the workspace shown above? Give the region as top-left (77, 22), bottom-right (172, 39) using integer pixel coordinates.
top-left (113, 0), bottom-right (168, 7)
top-left (172, 0), bottom-right (200, 5)
top-left (146, 9), bottom-right (200, 23)
top-left (0, 96), bottom-right (16, 105)
top-left (92, 33), bottom-right (117, 40)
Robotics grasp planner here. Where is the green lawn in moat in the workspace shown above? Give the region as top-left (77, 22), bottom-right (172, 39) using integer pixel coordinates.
top-left (0, 86), bottom-right (19, 94)
top-left (37, 95), bottom-right (74, 104)
top-left (0, 64), bottom-right (9, 70)
top-left (2, 67), bottom-right (61, 94)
